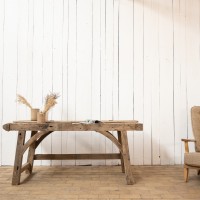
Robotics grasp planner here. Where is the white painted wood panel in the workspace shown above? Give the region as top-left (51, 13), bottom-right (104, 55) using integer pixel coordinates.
top-left (112, 0), bottom-right (120, 166)
top-left (150, 0), bottom-right (161, 165)
top-left (0, 0), bottom-right (5, 165)
top-left (51, 0), bottom-right (63, 166)
top-left (173, 0), bottom-right (187, 164)
top-left (63, 0), bottom-right (77, 166)
top-left (133, 0), bottom-right (144, 165)
top-left (76, 0), bottom-right (92, 166)
top-left (41, 0), bottom-right (54, 166)
top-left (104, 0), bottom-right (114, 166)
top-left (91, 0), bottom-right (101, 166)
top-left (2, 0), bottom-right (18, 165)
top-left (119, 0), bottom-right (134, 164)
top-left (143, 0), bottom-right (153, 165)
top-left (99, 0), bottom-right (106, 165)
top-left (61, 0), bottom-right (70, 166)
top-left (32, 0), bottom-right (44, 166)
top-left (158, 0), bottom-right (174, 165)
top-left (1, 0), bottom-right (200, 166)
top-left (16, 0), bottom-right (30, 165)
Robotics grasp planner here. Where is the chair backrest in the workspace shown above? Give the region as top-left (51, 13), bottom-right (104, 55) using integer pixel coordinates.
top-left (191, 106), bottom-right (200, 152)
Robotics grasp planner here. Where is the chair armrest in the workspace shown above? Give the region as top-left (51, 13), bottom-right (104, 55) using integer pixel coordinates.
top-left (181, 139), bottom-right (196, 153)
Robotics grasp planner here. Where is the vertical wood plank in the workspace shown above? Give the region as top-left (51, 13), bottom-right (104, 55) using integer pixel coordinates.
top-left (133, 0), bottom-right (144, 165)
top-left (32, 0), bottom-right (43, 110)
top-left (151, 0), bottom-right (161, 165)
top-left (143, 0), bottom-right (153, 165)
top-left (0, 0), bottom-right (4, 166)
top-left (16, 0), bottom-right (30, 165)
top-left (61, 0), bottom-right (69, 166)
top-left (98, 0), bottom-right (106, 165)
top-left (173, 0), bottom-right (188, 164)
top-left (2, 0), bottom-right (18, 165)
top-left (65, 0), bottom-right (77, 165)
top-left (41, 0), bottom-right (54, 165)
top-left (118, 0), bottom-right (134, 164)
top-left (91, 0), bottom-right (101, 165)
top-left (112, 0), bottom-right (120, 166)
top-left (26, 0), bottom-right (34, 111)
top-left (16, 0), bottom-right (29, 121)
top-left (24, 0), bottom-right (35, 166)
top-left (158, 0), bottom-right (174, 165)
top-left (31, 0), bottom-right (44, 166)
top-left (104, 0), bottom-right (114, 166)
top-left (51, 0), bottom-right (63, 166)
top-left (178, 0), bottom-right (188, 165)
top-left (76, 0), bottom-right (92, 165)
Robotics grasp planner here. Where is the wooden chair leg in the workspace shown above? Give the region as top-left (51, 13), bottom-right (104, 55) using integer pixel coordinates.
top-left (120, 131), bottom-right (135, 185)
top-left (12, 131), bottom-right (26, 185)
top-left (184, 166), bottom-right (189, 182)
top-left (26, 131), bottom-right (37, 174)
top-left (117, 131), bottom-right (125, 173)
top-left (197, 169), bottom-right (200, 175)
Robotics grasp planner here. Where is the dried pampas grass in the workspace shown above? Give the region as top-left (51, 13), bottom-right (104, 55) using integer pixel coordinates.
top-left (17, 94), bottom-right (33, 109)
top-left (41, 92), bottom-right (59, 114)
top-left (16, 92), bottom-right (59, 115)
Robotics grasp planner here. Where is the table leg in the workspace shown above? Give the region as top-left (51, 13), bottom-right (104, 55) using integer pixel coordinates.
top-left (117, 131), bottom-right (125, 173)
top-left (120, 131), bottom-right (135, 185)
top-left (26, 131), bottom-right (37, 174)
top-left (12, 131), bottom-right (26, 185)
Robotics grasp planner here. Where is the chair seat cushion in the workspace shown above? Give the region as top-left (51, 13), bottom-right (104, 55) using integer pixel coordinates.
top-left (184, 152), bottom-right (200, 166)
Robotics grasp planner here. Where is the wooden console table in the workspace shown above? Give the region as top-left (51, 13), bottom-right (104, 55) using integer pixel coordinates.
top-left (3, 120), bottom-right (143, 185)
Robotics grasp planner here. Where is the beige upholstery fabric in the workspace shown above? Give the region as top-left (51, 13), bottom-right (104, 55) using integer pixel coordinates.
top-left (191, 106), bottom-right (200, 152)
top-left (184, 152), bottom-right (200, 166)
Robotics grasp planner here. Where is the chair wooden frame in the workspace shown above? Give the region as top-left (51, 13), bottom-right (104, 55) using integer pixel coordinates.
top-left (181, 139), bottom-right (200, 182)
top-left (182, 106), bottom-right (200, 182)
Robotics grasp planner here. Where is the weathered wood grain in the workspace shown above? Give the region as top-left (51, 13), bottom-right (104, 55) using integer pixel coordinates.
top-left (21, 163), bottom-right (31, 173)
top-left (26, 131), bottom-right (37, 174)
top-left (3, 120), bottom-right (143, 185)
top-left (34, 153), bottom-right (121, 160)
top-left (120, 131), bottom-right (135, 185)
top-left (22, 131), bottom-right (49, 154)
top-left (98, 131), bottom-right (122, 152)
top-left (12, 131), bottom-right (26, 185)
top-left (3, 121), bottom-right (143, 132)
top-left (117, 131), bottom-right (125, 173)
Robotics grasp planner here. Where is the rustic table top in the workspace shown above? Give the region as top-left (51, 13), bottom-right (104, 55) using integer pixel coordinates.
top-left (3, 120), bottom-right (143, 132)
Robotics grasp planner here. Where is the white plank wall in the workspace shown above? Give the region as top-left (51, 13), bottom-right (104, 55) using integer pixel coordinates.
top-left (0, 0), bottom-right (200, 166)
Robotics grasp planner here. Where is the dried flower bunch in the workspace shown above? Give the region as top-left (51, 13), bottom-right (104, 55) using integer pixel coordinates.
top-left (16, 94), bottom-right (33, 109)
top-left (40, 92), bottom-right (59, 114)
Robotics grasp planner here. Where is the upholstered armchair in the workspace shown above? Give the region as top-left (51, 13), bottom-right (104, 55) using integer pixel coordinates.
top-left (182, 106), bottom-right (200, 182)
